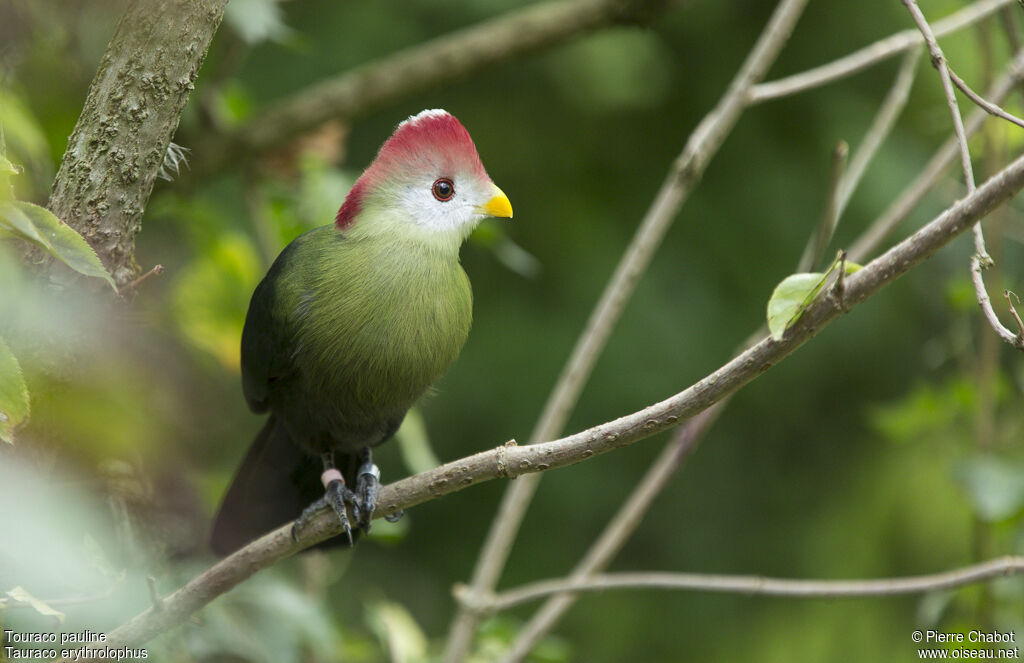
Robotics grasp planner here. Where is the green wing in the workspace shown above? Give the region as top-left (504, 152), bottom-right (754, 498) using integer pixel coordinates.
top-left (240, 228), bottom-right (320, 413)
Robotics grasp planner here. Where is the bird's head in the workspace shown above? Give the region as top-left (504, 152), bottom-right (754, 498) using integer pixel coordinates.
top-left (336, 109), bottom-right (512, 248)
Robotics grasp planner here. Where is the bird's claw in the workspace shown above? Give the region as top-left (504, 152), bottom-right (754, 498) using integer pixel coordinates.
top-left (356, 461), bottom-right (381, 532)
top-left (292, 478), bottom-right (357, 546)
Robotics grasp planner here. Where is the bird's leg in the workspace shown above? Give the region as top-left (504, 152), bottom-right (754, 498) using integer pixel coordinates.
top-left (355, 447), bottom-right (381, 532)
top-left (291, 451), bottom-right (358, 546)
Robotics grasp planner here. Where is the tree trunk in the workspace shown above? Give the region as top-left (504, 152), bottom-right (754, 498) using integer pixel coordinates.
top-left (47, 0), bottom-right (227, 286)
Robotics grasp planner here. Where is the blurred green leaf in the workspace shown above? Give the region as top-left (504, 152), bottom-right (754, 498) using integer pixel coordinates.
top-left (172, 233), bottom-right (262, 370)
top-left (0, 335), bottom-right (29, 444)
top-left (6, 586), bottom-right (65, 623)
top-left (767, 272), bottom-right (827, 341)
top-left (365, 598), bottom-right (428, 663)
top-left (0, 201), bottom-right (115, 290)
top-left (869, 377), bottom-right (982, 444)
top-left (0, 88), bottom-right (50, 180)
top-left (955, 455), bottom-right (1024, 522)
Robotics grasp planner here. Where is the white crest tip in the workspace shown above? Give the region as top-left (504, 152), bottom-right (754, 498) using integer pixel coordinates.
top-left (399, 108), bottom-right (451, 128)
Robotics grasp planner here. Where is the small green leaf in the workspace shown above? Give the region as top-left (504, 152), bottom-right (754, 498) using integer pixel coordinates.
top-left (4, 201), bottom-right (116, 290)
top-left (766, 272), bottom-right (828, 341)
top-left (6, 586), bottom-right (65, 623)
top-left (0, 335), bottom-right (29, 444)
top-left (0, 200), bottom-right (51, 246)
top-left (844, 261), bottom-right (863, 275)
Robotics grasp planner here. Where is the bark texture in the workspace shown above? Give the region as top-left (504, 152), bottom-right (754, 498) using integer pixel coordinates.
top-left (47, 0), bottom-right (228, 286)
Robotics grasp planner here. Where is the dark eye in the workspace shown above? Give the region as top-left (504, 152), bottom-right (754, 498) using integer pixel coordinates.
top-left (432, 178), bottom-right (455, 201)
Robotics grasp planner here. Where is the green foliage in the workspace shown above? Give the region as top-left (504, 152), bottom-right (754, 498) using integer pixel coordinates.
top-left (365, 598), bottom-right (429, 663)
top-left (0, 200), bottom-right (116, 290)
top-left (766, 254), bottom-right (861, 340)
top-left (956, 454), bottom-right (1024, 522)
top-left (172, 232), bottom-right (262, 371)
top-left (0, 335), bottom-right (29, 444)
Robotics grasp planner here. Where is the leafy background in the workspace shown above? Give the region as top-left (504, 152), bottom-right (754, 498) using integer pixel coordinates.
top-left (2, 0), bottom-right (1024, 661)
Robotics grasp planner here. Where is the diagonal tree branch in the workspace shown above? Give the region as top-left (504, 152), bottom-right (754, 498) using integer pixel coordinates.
top-left (444, 0), bottom-right (811, 659)
top-left (497, 51), bottom-right (927, 655)
top-left (748, 0), bottom-right (1013, 104)
top-left (46, 0), bottom-right (228, 286)
top-left (67, 142), bottom-right (1024, 663)
top-left (903, 0), bottom-right (1024, 349)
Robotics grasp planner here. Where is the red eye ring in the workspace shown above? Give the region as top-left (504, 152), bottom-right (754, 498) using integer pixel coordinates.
top-left (432, 178), bottom-right (455, 202)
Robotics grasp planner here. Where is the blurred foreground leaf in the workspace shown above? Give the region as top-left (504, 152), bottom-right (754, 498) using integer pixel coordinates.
top-left (0, 335), bottom-right (29, 444)
top-left (5, 586), bottom-right (66, 624)
top-left (365, 598), bottom-right (429, 663)
top-left (172, 233), bottom-right (262, 371)
top-left (0, 200), bottom-right (115, 290)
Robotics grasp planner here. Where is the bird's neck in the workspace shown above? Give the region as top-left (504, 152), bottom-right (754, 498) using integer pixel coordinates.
top-left (344, 206), bottom-right (472, 258)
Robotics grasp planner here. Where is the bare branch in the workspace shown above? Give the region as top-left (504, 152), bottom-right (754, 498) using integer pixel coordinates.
top-left (66, 131), bottom-right (1024, 663)
top-left (839, 48), bottom-right (921, 218)
top-left (748, 0), bottom-right (1013, 104)
top-left (947, 67), bottom-right (1024, 130)
top-left (849, 50), bottom-right (1024, 263)
top-left (494, 404), bottom-right (723, 663)
top-left (46, 0), bottom-right (228, 286)
top-left (444, 0), bottom-right (811, 659)
top-left (464, 556), bottom-right (1024, 612)
top-left (904, 0), bottom-right (1024, 349)
top-left (797, 142), bottom-right (848, 272)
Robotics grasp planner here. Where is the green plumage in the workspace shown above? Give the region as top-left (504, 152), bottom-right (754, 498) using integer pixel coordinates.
top-left (242, 223), bottom-right (472, 454)
top-left (211, 108), bottom-right (510, 555)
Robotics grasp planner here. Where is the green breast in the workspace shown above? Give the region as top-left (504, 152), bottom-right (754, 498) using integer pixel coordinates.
top-left (288, 229), bottom-right (473, 429)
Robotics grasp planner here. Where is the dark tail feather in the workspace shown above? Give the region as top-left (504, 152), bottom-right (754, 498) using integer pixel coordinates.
top-left (211, 416), bottom-right (328, 556)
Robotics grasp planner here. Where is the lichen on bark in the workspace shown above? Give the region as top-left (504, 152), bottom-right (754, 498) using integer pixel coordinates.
top-left (47, 0), bottom-right (228, 286)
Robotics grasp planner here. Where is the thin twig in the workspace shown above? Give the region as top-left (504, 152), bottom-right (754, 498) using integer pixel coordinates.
top-left (443, 1), bottom-right (812, 660)
top-left (749, 0), bottom-right (1012, 104)
top-left (1004, 290), bottom-right (1024, 337)
top-left (798, 142), bottom-right (848, 273)
top-left (116, 264), bottom-right (164, 298)
top-left (947, 67), bottom-right (1024, 130)
top-left (839, 48), bottom-right (922, 219)
top-left (849, 49), bottom-right (1024, 263)
top-left (59, 153), bottom-right (1024, 661)
top-left (465, 557), bottom-right (1024, 612)
top-left (494, 404), bottom-right (722, 663)
top-left (904, 0), bottom-right (1024, 350)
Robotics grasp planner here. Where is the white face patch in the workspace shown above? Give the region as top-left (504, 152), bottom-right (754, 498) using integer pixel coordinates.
top-left (396, 173), bottom-right (491, 234)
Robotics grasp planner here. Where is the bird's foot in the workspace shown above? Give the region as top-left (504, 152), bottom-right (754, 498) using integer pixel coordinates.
top-left (291, 469), bottom-right (358, 546)
top-left (355, 460), bottom-right (380, 532)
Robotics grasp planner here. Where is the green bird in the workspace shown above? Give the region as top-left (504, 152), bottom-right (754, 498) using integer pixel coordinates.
top-left (211, 109), bottom-right (513, 555)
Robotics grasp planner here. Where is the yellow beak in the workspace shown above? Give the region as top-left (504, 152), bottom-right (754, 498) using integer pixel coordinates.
top-left (479, 184), bottom-right (513, 219)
